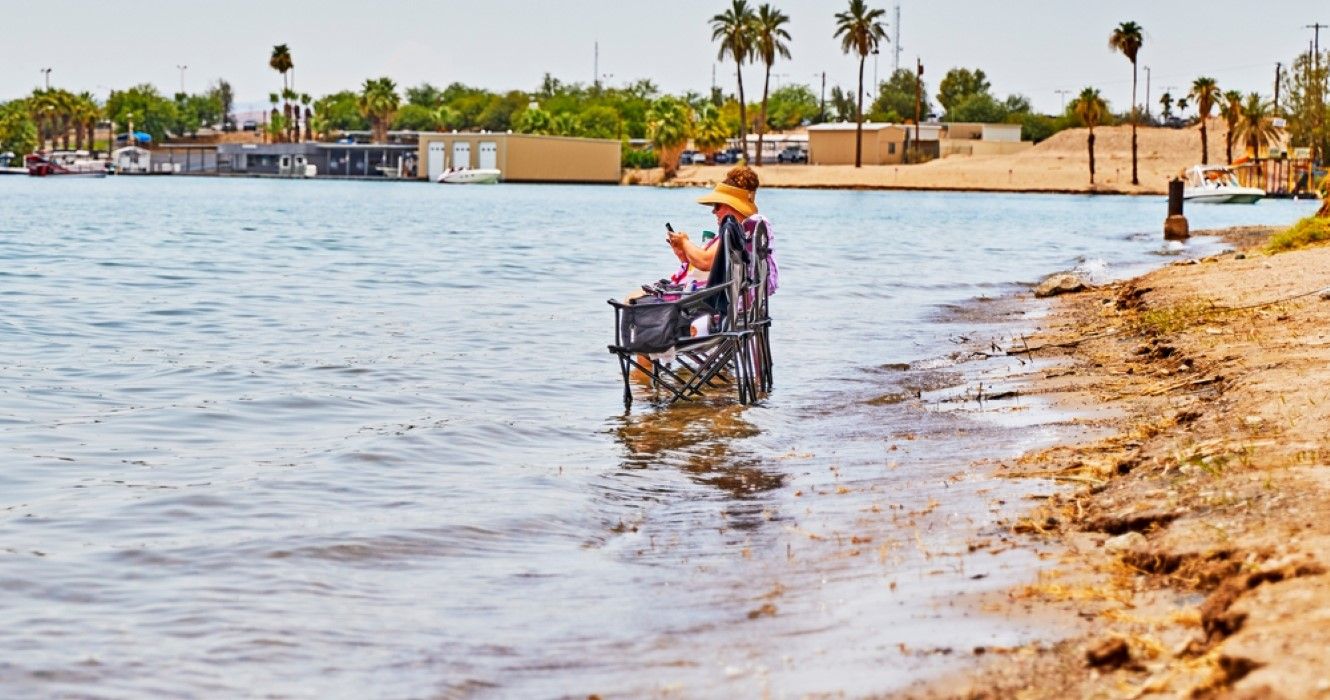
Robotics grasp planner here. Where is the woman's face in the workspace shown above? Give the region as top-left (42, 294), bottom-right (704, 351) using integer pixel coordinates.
top-left (711, 203), bottom-right (740, 222)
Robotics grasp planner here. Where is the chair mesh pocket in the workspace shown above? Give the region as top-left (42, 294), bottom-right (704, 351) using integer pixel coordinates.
top-left (620, 300), bottom-right (682, 353)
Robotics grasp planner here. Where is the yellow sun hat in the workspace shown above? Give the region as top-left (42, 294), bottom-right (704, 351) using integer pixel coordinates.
top-left (696, 182), bottom-right (757, 219)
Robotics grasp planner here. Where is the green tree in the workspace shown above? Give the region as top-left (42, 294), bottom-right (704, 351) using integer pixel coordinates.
top-left (0, 100), bottom-right (38, 156)
top-left (829, 85), bottom-right (856, 122)
top-left (943, 93), bottom-right (1005, 123)
top-left (314, 91), bottom-right (369, 131)
top-left (476, 91), bottom-right (529, 132)
top-left (693, 103), bottom-right (731, 154)
top-left (1109, 21), bottom-right (1144, 184)
top-left (551, 112), bottom-right (582, 137)
top-left (1189, 77), bottom-right (1220, 165)
top-left (300, 93), bottom-right (312, 141)
top-left (393, 103), bottom-right (439, 131)
top-left (752, 3), bottom-right (792, 165)
top-left (358, 77), bottom-right (400, 143)
top-left (210, 79), bottom-right (234, 130)
top-left (512, 107), bottom-right (553, 135)
top-left (105, 84), bottom-right (178, 143)
top-left (711, 0), bottom-right (757, 162)
top-left (406, 83), bottom-right (446, 108)
top-left (1159, 92), bottom-right (1174, 121)
top-left (579, 105), bottom-right (621, 139)
top-left (1279, 50), bottom-right (1330, 163)
top-left (765, 84), bottom-right (819, 130)
top-left (869, 68), bottom-right (929, 123)
top-left (646, 95), bottom-right (693, 175)
top-left (1220, 89), bottom-right (1242, 164)
top-left (936, 67), bottom-right (989, 113)
top-left (1071, 87), bottom-right (1108, 184)
top-left (1233, 93), bottom-right (1281, 168)
top-left (834, 0), bottom-right (889, 167)
top-left (269, 44), bottom-right (293, 91)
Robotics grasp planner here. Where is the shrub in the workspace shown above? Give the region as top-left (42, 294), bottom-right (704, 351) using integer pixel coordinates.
top-left (621, 148), bottom-right (658, 168)
top-left (1265, 215), bottom-right (1330, 253)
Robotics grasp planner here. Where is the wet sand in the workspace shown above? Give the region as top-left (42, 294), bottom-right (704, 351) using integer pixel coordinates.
top-left (899, 223), bottom-right (1330, 698)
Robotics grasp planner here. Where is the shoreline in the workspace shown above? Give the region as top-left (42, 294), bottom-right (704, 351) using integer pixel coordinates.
top-left (899, 222), bottom-right (1330, 698)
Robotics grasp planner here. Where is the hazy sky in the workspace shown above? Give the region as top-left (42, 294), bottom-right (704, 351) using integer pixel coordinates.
top-left (4, 0), bottom-right (1324, 114)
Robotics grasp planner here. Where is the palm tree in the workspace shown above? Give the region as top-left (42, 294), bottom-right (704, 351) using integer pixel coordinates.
top-left (282, 88), bottom-right (297, 142)
top-left (1189, 77), bottom-right (1219, 165)
top-left (752, 3), bottom-right (791, 166)
top-left (1158, 92), bottom-right (1174, 121)
top-left (300, 93), bottom-right (312, 142)
top-left (711, 0), bottom-right (757, 163)
top-left (1221, 90), bottom-right (1242, 164)
top-left (1233, 93), bottom-right (1281, 173)
top-left (73, 91), bottom-right (99, 151)
top-left (646, 95), bottom-right (693, 176)
top-left (268, 92), bottom-right (280, 143)
top-left (1109, 21), bottom-right (1144, 185)
top-left (694, 104), bottom-right (731, 157)
top-left (834, 0), bottom-right (889, 168)
top-left (1071, 87), bottom-right (1108, 185)
top-left (358, 77), bottom-right (400, 144)
top-left (269, 44), bottom-right (293, 92)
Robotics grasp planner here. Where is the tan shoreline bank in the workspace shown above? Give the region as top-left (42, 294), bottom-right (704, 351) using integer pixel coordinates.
top-left (662, 123), bottom-right (1242, 196)
top-left (901, 225), bottom-right (1330, 698)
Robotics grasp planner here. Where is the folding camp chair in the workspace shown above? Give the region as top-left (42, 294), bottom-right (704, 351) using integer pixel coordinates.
top-left (608, 216), bottom-right (774, 408)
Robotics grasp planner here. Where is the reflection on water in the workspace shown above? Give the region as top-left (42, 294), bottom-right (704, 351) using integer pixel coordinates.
top-left (0, 177), bottom-right (1316, 698)
top-left (615, 403), bottom-right (784, 527)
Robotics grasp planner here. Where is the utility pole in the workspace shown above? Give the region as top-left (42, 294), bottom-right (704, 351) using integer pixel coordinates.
top-left (912, 57), bottom-right (923, 163)
top-left (1308, 23), bottom-right (1327, 165)
top-left (1055, 89), bottom-right (1071, 112)
top-left (872, 48), bottom-right (880, 101)
top-left (594, 41), bottom-right (599, 90)
top-left (1274, 62), bottom-right (1282, 110)
top-left (40, 67), bottom-right (51, 90)
top-left (1144, 66), bottom-right (1151, 120)
top-left (177, 64), bottom-right (188, 95)
top-left (893, 3), bottom-right (902, 74)
top-left (819, 71), bottom-right (826, 122)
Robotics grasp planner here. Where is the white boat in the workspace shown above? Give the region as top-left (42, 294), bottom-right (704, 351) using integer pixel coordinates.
top-left (1182, 165), bottom-right (1264, 204)
top-left (437, 167), bottom-right (501, 184)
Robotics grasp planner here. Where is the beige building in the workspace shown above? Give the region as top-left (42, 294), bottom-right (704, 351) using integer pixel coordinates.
top-left (939, 122), bottom-right (1032, 157)
top-left (416, 132), bottom-right (620, 183)
top-left (807, 122), bottom-right (942, 165)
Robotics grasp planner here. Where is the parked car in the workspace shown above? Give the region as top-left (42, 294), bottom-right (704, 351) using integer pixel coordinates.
top-left (713, 151), bottom-right (732, 164)
top-left (678, 150), bottom-right (698, 165)
top-left (242, 120), bottom-right (258, 131)
top-left (724, 147), bottom-right (746, 163)
top-left (776, 146), bottom-right (808, 163)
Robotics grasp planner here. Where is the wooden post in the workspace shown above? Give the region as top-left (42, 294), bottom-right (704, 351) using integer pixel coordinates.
top-left (1164, 178), bottom-right (1189, 240)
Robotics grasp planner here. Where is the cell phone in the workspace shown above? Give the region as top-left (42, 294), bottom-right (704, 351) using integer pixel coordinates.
top-left (665, 223), bottom-right (674, 233)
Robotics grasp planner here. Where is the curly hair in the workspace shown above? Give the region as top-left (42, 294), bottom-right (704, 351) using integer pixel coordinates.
top-left (724, 165), bottom-right (759, 193)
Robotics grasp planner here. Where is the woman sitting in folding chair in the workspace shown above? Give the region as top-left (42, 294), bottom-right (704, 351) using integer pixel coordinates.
top-left (607, 166), bottom-right (779, 407)
top-left (666, 166), bottom-right (779, 299)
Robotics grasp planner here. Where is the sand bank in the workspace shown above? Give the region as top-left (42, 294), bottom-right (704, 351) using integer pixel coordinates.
top-left (901, 224), bottom-right (1330, 698)
top-left (672, 123), bottom-right (1238, 196)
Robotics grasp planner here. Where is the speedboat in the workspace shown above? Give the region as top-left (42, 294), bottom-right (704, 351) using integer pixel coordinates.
top-left (0, 151), bottom-right (27, 175)
top-left (26, 152), bottom-right (110, 177)
top-left (437, 167), bottom-right (501, 184)
top-left (1182, 165), bottom-right (1264, 204)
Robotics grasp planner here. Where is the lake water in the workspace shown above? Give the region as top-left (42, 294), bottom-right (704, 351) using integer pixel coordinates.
top-left (0, 176), bottom-right (1316, 698)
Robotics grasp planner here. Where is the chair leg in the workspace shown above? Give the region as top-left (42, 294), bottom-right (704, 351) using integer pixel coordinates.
top-left (618, 354), bottom-right (633, 408)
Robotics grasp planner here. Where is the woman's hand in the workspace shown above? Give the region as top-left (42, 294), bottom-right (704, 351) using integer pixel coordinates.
top-left (667, 230), bottom-right (690, 261)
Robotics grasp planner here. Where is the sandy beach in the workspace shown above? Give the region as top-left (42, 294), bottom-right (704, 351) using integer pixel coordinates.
top-left (894, 222), bottom-right (1330, 698)
top-left (667, 122), bottom-right (1246, 195)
